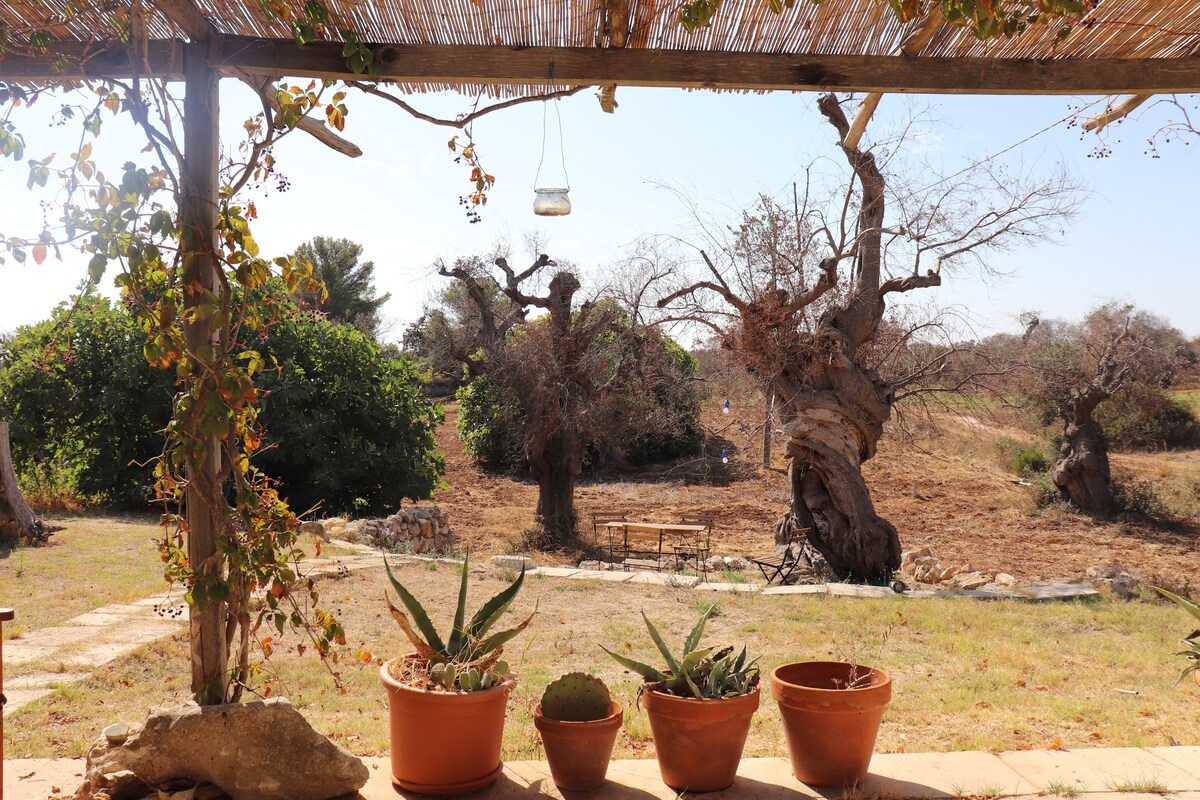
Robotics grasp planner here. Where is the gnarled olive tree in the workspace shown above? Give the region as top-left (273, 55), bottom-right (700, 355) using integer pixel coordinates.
top-left (655, 93), bottom-right (1080, 583)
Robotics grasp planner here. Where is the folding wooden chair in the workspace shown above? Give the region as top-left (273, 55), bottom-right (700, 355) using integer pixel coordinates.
top-left (747, 527), bottom-right (814, 585)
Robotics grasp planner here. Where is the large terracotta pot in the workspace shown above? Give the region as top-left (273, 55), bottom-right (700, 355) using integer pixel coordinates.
top-left (640, 685), bottom-right (760, 793)
top-left (534, 700), bottom-right (624, 790)
top-left (770, 661), bottom-right (891, 787)
top-left (380, 657), bottom-right (515, 795)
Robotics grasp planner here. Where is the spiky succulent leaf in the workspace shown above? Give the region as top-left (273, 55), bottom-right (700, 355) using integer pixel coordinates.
top-left (683, 604), bottom-right (715, 655)
top-left (601, 645), bottom-right (668, 683)
top-left (469, 604), bottom-right (536, 661)
top-left (642, 610), bottom-right (683, 677)
top-left (385, 556), bottom-right (445, 654)
top-left (446, 555), bottom-right (471, 657)
top-left (1157, 587), bottom-right (1200, 624)
top-left (469, 565), bottom-right (526, 639)
top-left (385, 594), bottom-right (438, 659)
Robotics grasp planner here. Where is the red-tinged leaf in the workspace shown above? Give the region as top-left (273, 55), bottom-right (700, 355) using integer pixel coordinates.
top-left (32, 243), bottom-right (47, 265)
top-left (1050, 736), bottom-right (1064, 751)
top-left (1014, 679), bottom-right (1026, 687)
top-left (1088, 732), bottom-right (1102, 740)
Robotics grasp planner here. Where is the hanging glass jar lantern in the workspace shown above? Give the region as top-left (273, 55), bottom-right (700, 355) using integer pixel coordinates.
top-left (533, 98), bottom-right (571, 216)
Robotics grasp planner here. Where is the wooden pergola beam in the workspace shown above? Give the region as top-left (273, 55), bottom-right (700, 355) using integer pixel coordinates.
top-left (843, 8), bottom-right (944, 148)
top-left (151, 0), bottom-right (215, 41)
top-left (5, 37), bottom-right (1200, 94)
top-left (208, 38), bottom-right (1200, 94)
top-left (0, 40), bottom-right (183, 81)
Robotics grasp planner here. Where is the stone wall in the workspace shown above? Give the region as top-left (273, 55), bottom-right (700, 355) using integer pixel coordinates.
top-left (322, 506), bottom-right (454, 554)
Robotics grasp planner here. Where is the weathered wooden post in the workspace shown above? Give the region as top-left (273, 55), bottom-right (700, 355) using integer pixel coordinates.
top-left (1, 607), bottom-right (14, 789)
top-left (180, 38), bottom-right (227, 705)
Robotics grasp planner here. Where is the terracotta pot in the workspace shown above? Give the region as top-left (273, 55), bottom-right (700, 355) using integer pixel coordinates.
top-left (770, 661), bottom-right (891, 787)
top-left (380, 657), bottom-right (515, 795)
top-left (640, 685), bottom-right (760, 793)
top-left (534, 700), bottom-right (624, 790)
top-left (1193, 669), bottom-right (1200, 688)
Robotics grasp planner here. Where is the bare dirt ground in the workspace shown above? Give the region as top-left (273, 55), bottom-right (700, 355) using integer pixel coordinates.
top-left (430, 395), bottom-right (1198, 588)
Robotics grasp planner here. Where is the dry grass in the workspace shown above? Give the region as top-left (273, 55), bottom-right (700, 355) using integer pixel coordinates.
top-left (7, 562), bottom-right (1200, 760)
top-left (0, 515), bottom-right (167, 639)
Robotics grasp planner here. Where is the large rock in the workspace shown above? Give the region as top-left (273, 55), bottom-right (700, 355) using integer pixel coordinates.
top-left (75, 699), bottom-right (367, 800)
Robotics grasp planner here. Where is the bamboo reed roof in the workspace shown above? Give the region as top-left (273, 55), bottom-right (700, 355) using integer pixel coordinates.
top-left (2, 0), bottom-right (1199, 97)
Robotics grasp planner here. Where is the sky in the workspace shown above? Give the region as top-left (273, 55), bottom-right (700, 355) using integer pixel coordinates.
top-left (0, 82), bottom-right (1197, 342)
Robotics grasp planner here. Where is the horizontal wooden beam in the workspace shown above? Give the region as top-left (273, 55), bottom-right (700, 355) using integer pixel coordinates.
top-left (0, 41), bottom-right (182, 82)
top-left (5, 36), bottom-right (1200, 95)
top-left (216, 36), bottom-right (1200, 95)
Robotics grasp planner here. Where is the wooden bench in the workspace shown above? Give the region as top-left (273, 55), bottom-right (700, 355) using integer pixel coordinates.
top-left (604, 521), bottom-right (708, 572)
top-left (747, 528), bottom-right (814, 585)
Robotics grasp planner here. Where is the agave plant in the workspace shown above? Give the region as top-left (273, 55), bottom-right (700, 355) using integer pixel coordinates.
top-left (1155, 587), bottom-right (1200, 683)
top-left (602, 603), bottom-right (759, 699)
top-left (385, 555), bottom-right (534, 691)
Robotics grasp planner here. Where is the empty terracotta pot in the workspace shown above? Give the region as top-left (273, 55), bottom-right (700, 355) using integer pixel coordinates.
top-left (771, 661), bottom-right (891, 787)
top-left (534, 700), bottom-right (624, 790)
top-left (640, 685), bottom-right (760, 793)
top-left (380, 658), bottom-right (515, 795)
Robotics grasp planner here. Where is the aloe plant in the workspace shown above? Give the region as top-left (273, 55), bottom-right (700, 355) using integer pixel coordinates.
top-left (385, 555), bottom-right (534, 691)
top-left (601, 604), bottom-right (759, 699)
top-left (1155, 587), bottom-right (1200, 683)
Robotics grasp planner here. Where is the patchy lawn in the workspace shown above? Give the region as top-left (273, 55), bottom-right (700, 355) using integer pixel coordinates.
top-left (7, 562), bottom-right (1198, 760)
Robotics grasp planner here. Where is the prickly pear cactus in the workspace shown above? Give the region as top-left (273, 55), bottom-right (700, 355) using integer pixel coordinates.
top-left (540, 672), bottom-right (611, 721)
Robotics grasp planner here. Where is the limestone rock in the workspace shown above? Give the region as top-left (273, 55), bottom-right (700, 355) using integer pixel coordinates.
top-left (493, 555), bottom-right (536, 570)
top-left (76, 699), bottom-right (367, 800)
top-left (953, 571), bottom-right (991, 590)
top-left (1085, 564), bottom-right (1146, 599)
top-left (298, 521), bottom-right (329, 542)
top-left (994, 572), bottom-right (1017, 586)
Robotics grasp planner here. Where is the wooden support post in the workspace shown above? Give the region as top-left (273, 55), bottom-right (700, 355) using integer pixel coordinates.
top-left (1, 607), bottom-right (14, 791)
top-left (181, 39), bottom-right (228, 705)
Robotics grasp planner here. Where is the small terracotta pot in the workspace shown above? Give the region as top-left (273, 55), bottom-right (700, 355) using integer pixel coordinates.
top-left (771, 661), bottom-right (891, 787)
top-left (380, 657), bottom-right (515, 795)
top-left (534, 700), bottom-right (624, 790)
top-left (640, 685), bottom-right (760, 793)
top-left (1193, 669), bottom-right (1200, 688)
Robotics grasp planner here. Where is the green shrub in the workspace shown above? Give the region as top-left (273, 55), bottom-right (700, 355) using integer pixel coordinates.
top-left (456, 376), bottom-right (524, 470)
top-left (0, 294), bottom-right (444, 515)
top-left (994, 436), bottom-right (1053, 477)
top-left (1109, 472), bottom-right (1167, 517)
top-left (0, 296), bottom-right (174, 506)
top-left (1095, 384), bottom-right (1200, 450)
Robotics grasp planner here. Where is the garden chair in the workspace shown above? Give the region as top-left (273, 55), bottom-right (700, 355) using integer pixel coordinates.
top-left (674, 513), bottom-right (715, 580)
top-left (747, 527), bottom-right (814, 585)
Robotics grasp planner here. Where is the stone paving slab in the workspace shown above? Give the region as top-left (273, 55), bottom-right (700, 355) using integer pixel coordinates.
top-left (763, 584), bottom-right (829, 595)
top-left (695, 580), bottom-right (762, 592)
top-left (3, 758), bottom-right (85, 800)
top-left (1146, 746), bottom-right (1200, 779)
top-left (629, 572), bottom-right (699, 587)
top-left (827, 583), bottom-right (897, 598)
top-left (867, 751), bottom-right (1036, 797)
top-left (571, 569), bottom-right (636, 582)
top-left (7, 748), bottom-right (1200, 800)
top-left (528, 567), bottom-right (582, 578)
top-left (997, 747), bottom-right (1200, 793)
top-left (1019, 584), bottom-right (1101, 601)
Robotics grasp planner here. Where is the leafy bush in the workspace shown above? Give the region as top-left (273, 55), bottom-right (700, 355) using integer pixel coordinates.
top-left (0, 294), bottom-right (443, 515)
top-left (0, 296), bottom-right (174, 506)
top-left (456, 376), bottom-right (524, 470)
top-left (1094, 384), bottom-right (1200, 450)
top-left (993, 436), bottom-right (1053, 477)
top-left (1108, 472), bottom-right (1167, 517)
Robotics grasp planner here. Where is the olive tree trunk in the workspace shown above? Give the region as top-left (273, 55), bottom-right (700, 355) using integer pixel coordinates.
top-left (529, 433), bottom-right (582, 547)
top-left (0, 421), bottom-right (50, 547)
top-left (1051, 390), bottom-right (1114, 512)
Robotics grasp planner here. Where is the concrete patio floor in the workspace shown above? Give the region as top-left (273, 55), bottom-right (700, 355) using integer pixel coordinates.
top-left (6, 747), bottom-right (1200, 800)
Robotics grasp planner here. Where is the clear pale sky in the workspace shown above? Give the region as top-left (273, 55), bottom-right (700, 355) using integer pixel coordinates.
top-left (1, 83), bottom-right (1197, 341)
